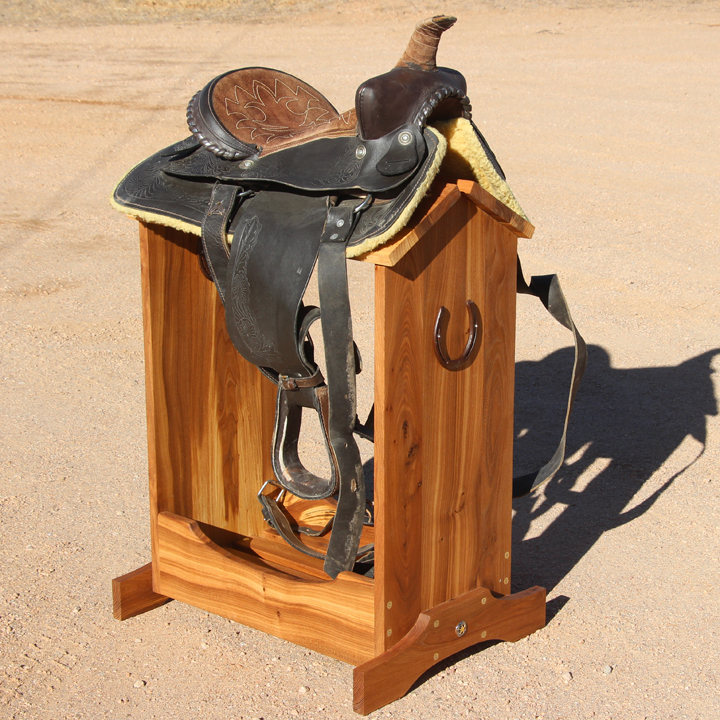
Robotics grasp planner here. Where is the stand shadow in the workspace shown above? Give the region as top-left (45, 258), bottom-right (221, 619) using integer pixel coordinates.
top-left (512, 345), bottom-right (719, 594)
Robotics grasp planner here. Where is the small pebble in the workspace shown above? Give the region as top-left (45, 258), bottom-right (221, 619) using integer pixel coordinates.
top-left (133, 680), bottom-right (146, 688)
top-left (298, 685), bottom-right (309, 694)
top-left (562, 671), bottom-right (573, 682)
top-left (604, 665), bottom-right (613, 675)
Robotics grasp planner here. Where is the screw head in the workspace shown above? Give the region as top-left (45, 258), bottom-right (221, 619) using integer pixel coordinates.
top-left (505, 551), bottom-right (510, 559)
top-left (387, 629), bottom-right (392, 637)
top-left (398, 131), bottom-right (413, 145)
top-left (329, 233), bottom-right (339, 240)
top-left (481, 597), bottom-right (487, 605)
top-left (386, 601), bottom-right (392, 609)
top-left (355, 145), bottom-right (366, 159)
top-left (433, 652), bottom-right (439, 661)
top-left (241, 159), bottom-right (254, 168)
top-left (481, 630), bottom-right (487, 639)
top-left (433, 620), bottom-right (439, 628)
top-left (336, 219), bottom-right (345, 227)
top-left (455, 620), bottom-right (468, 637)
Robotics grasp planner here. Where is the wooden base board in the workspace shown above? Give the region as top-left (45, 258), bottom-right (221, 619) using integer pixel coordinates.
top-left (154, 511), bottom-right (375, 666)
top-left (112, 563), bottom-right (171, 620)
top-left (353, 584), bottom-right (546, 715)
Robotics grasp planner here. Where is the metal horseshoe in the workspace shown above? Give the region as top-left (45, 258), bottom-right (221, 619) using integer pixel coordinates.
top-left (433, 300), bottom-right (481, 371)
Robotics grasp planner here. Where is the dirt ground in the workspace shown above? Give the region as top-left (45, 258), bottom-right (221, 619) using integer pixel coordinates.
top-left (1, 1), bottom-right (719, 719)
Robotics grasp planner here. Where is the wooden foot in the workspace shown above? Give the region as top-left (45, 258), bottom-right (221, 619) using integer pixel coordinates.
top-left (112, 563), bottom-right (171, 620)
top-left (353, 584), bottom-right (546, 715)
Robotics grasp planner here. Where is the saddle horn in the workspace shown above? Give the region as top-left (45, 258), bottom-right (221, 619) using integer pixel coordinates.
top-left (396, 15), bottom-right (457, 72)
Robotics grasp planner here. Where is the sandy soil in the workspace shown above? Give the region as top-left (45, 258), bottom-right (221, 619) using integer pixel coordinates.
top-left (1, 2), bottom-right (719, 719)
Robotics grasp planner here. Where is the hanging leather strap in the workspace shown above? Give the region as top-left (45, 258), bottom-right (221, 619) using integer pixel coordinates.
top-left (513, 257), bottom-right (588, 498)
top-left (315, 201), bottom-right (368, 578)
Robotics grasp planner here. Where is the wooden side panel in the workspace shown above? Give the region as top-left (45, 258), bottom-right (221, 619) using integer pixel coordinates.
top-left (420, 198), bottom-right (482, 610)
top-left (155, 512), bottom-right (375, 666)
top-left (139, 223), bottom-right (275, 544)
top-left (477, 211), bottom-right (517, 594)
top-left (374, 198), bottom-right (517, 654)
top-left (112, 563), bottom-right (171, 620)
top-left (374, 247), bottom-right (426, 656)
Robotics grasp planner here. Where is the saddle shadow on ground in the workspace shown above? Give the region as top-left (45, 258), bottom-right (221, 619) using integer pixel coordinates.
top-left (511, 344), bottom-right (719, 596)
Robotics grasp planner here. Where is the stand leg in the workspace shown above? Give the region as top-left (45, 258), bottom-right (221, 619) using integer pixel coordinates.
top-left (353, 585), bottom-right (546, 715)
top-left (112, 563), bottom-right (171, 620)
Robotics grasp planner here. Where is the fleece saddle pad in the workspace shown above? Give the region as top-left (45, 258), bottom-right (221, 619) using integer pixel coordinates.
top-left (113, 16), bottom-right (586, 579)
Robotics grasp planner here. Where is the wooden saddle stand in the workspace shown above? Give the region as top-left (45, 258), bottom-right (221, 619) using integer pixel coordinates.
top-left (115, 180), bottom-right (559, 714)
top-left (111, 16), bottom-right (586, 715)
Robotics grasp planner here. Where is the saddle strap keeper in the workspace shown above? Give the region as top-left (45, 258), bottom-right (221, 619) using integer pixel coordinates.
top-left (200, 182), bottom-right (250, 303)
top-left (512, 257), bottom-right (588, 497)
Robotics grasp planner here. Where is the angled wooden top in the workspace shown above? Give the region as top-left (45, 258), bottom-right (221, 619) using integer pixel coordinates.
top-left (356, 180), bottom-right (535, 268)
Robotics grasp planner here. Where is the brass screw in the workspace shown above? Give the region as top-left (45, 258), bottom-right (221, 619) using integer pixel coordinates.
top-left (481, 597), bottom-right (487, 605)
top-left (505, 551), bottom-right (510, 559)
top-left (434, 620), bottom-right (439, 628)
top-left (455, 621), bottom-right (468, 637)
top-left (387, 629), bottom-right (392, 637)
top-left (387, 601), bottom-right (392, 609)
top-left (481, 631), bottom-right (487, 639)
top-left (433, 653), bottom-right (439, 661)
top-left (504, 578), bottom-right (509, 584)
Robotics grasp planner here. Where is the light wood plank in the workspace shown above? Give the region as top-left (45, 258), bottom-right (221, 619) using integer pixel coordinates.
top-left (112, 563), bottom-right (171, 620)
top-left (477, 212), bottom-right (517, 593)
top-left (374, 247), bottom-right (426, 654)
top-left (456, 179), bottom-right (535, 239)
top-left (139, 223), bottom-right (275, 540)
top-left (155, 511), bottom-right (375, 666)
top-left (356, 183), bottom-right (462, 267)
top-left (354, 585), bottom-right (546, 715)
top-left (374, 195), bottom-right (519, 655)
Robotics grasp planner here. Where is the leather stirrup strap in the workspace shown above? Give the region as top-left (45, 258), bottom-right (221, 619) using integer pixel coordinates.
top-left (316, 202), bottom-right (368, 578)
top-left (200, 182), bottom-right (241, 304)
top-left (513, 258), bottom-right (588, 497)
top-left (259, 488), bottom-right (373, 558)
top-left (258, 491), bottom-right (328, 560)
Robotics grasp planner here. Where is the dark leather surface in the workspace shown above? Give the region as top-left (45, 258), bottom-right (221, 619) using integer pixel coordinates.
top-left (166, 123), bottom-right (427, 193)
top-left (113, 127), bottom-right (442, 250)
top-left (356, 65), bottom-right (468, 140)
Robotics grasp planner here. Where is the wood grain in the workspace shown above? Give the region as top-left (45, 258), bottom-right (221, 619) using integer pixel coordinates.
top-left (139, 223), bottom-right (276, 541)
top-left (155, 511), bottom-right (375, 665)
top-left (374, 245), bottom-right (426, 654)
top-left (373, 194), bottom-right (518, 655)
top-left (112, 563), bottom-right (171, 620)
top-left (353, 585), bottom-right (546, 715)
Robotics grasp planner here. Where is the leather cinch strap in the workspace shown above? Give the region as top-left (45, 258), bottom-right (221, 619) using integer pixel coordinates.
top-left (513, 258), bottom-right (588, 498)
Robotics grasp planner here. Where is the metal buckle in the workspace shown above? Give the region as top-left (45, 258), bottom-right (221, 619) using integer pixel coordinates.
top-left (257, 479), bottom-right (284, 503)
top-left (353, 194), bottom-right (373, 214)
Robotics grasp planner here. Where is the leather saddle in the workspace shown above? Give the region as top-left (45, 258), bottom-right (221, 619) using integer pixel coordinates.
top-left (113, 16), bottom-right (586, 579)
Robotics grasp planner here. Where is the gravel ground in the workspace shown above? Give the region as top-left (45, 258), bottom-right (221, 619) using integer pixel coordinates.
top-left (1, 2), bottom-right (719, 719)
